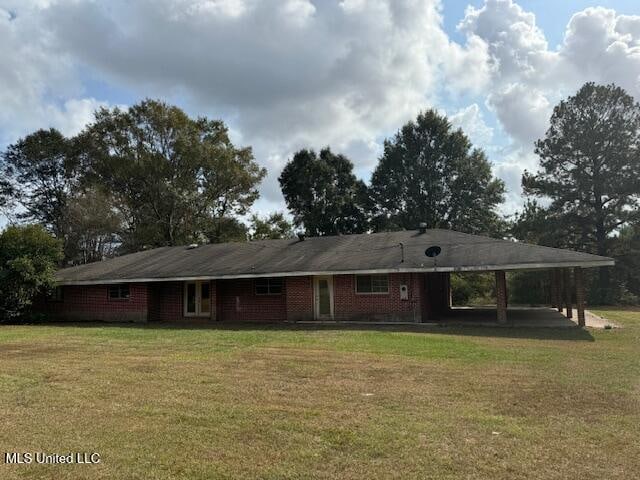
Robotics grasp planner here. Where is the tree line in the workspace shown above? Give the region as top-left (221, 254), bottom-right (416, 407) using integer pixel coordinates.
top-left (1, 82), bottom-right (639, 319)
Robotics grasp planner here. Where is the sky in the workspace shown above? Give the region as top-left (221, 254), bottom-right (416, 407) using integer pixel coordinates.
top-left (2, 0), bottom-right (640, 221)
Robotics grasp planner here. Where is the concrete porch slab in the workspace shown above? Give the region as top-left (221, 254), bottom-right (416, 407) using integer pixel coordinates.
top-left (440, 306), bottom-right (619, 329)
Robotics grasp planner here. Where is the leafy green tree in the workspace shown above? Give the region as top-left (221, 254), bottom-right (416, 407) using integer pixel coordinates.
top-left (611, 223), bottom-right (640, 303)
top-left (510, 200), bottom-right (584, 249)
top-left (1, 129), bottom-right (77, 257)
top-left (249, 212), bottom-right (294, 240)
top-left (0, 177), bottom-right (12, 214)
top-left (370, 110), bottom-right (505, 234)
top-left (507, 270), bottom-right (551, 306)
top-left (0, 225), bottom-right (63, 321)
top-left (279, 148), bottom-right (369, 236)
top-left (81, 99), bottom-right (265, 250)
top-left (64, 189), bottom-right (122, 264)
top-left (202, 216), bottom-right (248, 244)
top-left (523, 83), bottom-right (640, 302)
top-left (451, 272), bottom-right (495, 306)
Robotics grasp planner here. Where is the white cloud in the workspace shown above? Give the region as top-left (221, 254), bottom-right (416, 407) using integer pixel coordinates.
top-left (458, 1), bottom-right (640, 211)
top-left (45, 98), bottom-right (109, 137)
top-left (458, 0), bottom-right (553, 83)
top-left (0, 3), bottom-right (106, 145)
top-left (492, 148), bottom-right (538, 215)
top-left (4, 0), bottom-right (640, 219)
top-left (449, 104), bottom-right (493, 148)
top-left (460, 1), bottom-right (640, 138)
top-left (487, 84), bottom-right (551, 147)
top-left (32, 0), bottom-right (492, 204)
top-left (561, 8), bottom-right (640, 96)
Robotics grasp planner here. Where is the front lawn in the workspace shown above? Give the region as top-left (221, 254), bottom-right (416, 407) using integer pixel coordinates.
top-left (1, 309), bottom-right (639, 479)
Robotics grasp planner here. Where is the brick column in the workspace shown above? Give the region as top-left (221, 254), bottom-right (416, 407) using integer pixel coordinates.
top-left (550, 270), bottom-right (561, 309)
top-left (556, 270), bottom-right (564, 313)
top-left (574, 267), bottom-right (586, 327)
top-left (563, 269), bottom-right (573, 319)
top-left (444, 272), bottom-right (452, 310)
top-left (210, 280), bottom-right (217, 321)
top-left (495, 270), bottom-right (507, 324)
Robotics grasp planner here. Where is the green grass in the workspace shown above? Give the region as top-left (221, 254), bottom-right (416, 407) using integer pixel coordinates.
top-left (1, 309), bottom-right (639, 479)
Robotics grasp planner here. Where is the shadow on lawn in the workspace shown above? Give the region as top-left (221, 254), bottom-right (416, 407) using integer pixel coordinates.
top-left (31, 320), bottom-right (596, 341)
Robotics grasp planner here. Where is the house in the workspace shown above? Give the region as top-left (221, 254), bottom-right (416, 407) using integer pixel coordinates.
top-left (44, 228), bottom-right (614, 325)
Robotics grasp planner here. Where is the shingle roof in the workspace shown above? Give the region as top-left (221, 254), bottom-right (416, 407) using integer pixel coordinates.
top-left (55, 229), bottom-right (614, 285)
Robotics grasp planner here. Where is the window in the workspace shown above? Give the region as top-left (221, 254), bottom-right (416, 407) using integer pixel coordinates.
top-left (48, 286), bottom-right (64, 302)
top-left (356, 274), bottom-right (389, 294)
top-left (108, 284), bottom-right (130, 300)
top-left (255, 277), bottom-right (283, 295)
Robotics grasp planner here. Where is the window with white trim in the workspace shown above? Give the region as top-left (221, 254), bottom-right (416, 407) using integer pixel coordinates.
top-left (108, 284), bottom-right (130, 300)
top-left (355, 274), bottom-right (389, 294)
top-left (255, 278), bottom-right (283, 295)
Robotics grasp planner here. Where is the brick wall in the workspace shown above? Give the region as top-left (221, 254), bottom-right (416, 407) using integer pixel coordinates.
top-left (149, 280), bottom-right (217, 321)
top-left (42, 273), bottom-right (430, 323)
top-left (148, 282), bottom-right (182, 322)
top-left (217, 279), bottom-right (287, 322)
top-left (44, 283), bottom-right (149, 322)
top-left (285, 276), bottom-right (313, 321)
top-left (333, 273), bottom-right (423, 322)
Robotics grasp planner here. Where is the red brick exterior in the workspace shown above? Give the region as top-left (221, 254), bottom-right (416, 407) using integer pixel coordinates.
top-left (43, 272), bottom-right (440, 323)
top-left (333, 273), bottom-right (423, 322)
top-left (574, 267), bottom-right (586, 327)
top-left (148, 280), bottom-right (218, 321)
top-left (495, 270), bottom-right (507, 324)
top-left (285, 276), bottom-right (314, 321)
top-left (43, 283), bottom-right (149, 322)
top-left (148, 281), bottom-right (184, 322)
top-left (217, 279), bottom-right (287, 322)
top-left (563, 268), bottom-right (573, 319)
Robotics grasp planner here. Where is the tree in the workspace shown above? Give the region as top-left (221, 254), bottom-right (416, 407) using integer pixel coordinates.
top-left (80, 99), bottom-right (265, 250)
top-left (0, 177), bottom-right (12, 215)
top-left (64, 189), bottom-right (122, 264)
top-left (279, 148), bottom-right (369, 236)
top-left (249, 212), bottom-right (294, 240)
top-left (369, 110), bottom-right (505, 234)
top-left (1, 129), bottom-right (77, 257)
top-left (202, 216), bottom-right (248, 244)
top-left (510, 200), bottom-right (581, 248)
top-left (610, 223), bottom-right (640, 303)
top-left (0, 225), bottom-right (63, 321)
top-left (523, 83), bottom-right (640, 302)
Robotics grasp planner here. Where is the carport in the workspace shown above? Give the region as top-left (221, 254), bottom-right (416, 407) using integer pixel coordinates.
top-left (412, 230), bottom-right (614, 326)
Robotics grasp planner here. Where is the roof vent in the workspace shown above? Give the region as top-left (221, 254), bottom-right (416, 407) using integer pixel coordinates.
top-left (186, 243), bottom-right (199, 250)
top-left (297, 233), bottom-right (306, 242)
top-left (418, 222), bottom-right (428, 234)
top-left (425, 245), bottom-right (441, 258)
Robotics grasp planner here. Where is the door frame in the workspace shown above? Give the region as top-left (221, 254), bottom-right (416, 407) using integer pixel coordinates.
top-left (313, 275), bottom-right (334, 320)
top-left (183, 280), bottom-right (211, 318)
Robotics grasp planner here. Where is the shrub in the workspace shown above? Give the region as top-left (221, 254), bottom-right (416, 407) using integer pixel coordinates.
top-left (0, 225), bottom-right (62, 321)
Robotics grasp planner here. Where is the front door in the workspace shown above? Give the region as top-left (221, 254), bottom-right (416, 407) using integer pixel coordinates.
top-left (313, 276), bottom-right (334, 320)
top-left (184, 281), bottom-right (211, 317)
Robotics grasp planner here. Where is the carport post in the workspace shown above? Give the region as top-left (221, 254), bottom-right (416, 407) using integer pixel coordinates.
top-left (556, 269), bottom-right (564, 313)
top-left (495, 270), bottom-right (507, 324)
top-left (549, 270), bottom-right (558, 309)
top-left (574, 267), bottom-right (586, 327)
top-left (563, 269), bottom-right (573, 319)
